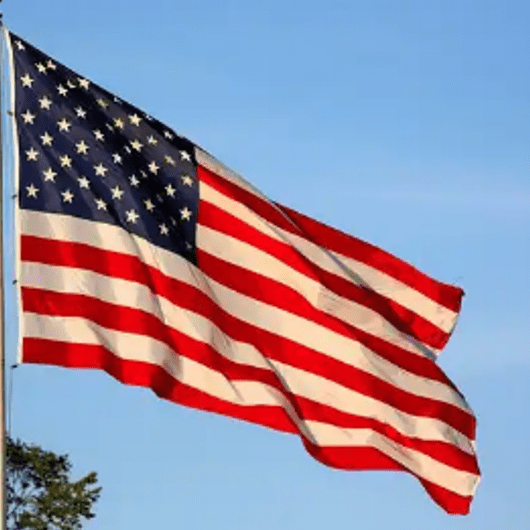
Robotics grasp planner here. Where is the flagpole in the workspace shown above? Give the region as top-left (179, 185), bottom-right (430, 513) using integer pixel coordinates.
top-left (0, 7), bottom-right (6, 530)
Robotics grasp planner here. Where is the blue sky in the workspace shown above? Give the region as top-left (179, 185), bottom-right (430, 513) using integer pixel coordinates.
top-left (3, 1), bottom-right (529, 528)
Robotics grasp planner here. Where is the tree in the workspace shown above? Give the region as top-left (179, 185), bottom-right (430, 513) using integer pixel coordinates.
top-left (6, 436), bottom-right (102, 530)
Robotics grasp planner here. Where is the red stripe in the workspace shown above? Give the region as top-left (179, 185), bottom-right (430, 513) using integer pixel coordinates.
top-left (22, 308), bottom-right (477, 474)
top-left (21, 322), bottom-right (479, 477)
top-left (280, 204), bottom-right (464, 313)
top-left (196, 250), bottom-right (473, 435)
top-left (303, 443), bottom-right (473, 515)
top-left (23, 337), bottom-right (296, 434)
top-left (22, 337), bottom-right (474, 515)
top-left (197, 164), bottom-right (463, 315)
top-left (22, 279), bottom-right (474, 440)
top-left (199, 200), bottom-right (451, 350)
top-left (21, 236), bottom-right (466, 408)
top-left (21, 236), bottom-right (473, 432)
top-left (295, 397), bottom-right (478, 473)
top-left (21, 235), bottom-right (449, 384)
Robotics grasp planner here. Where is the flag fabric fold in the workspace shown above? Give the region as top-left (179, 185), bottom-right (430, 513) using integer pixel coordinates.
top-left (8, 29), bottom-right (480, 514)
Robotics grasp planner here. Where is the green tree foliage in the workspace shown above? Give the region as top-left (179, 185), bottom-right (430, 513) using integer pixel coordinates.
top-left (6, 436), bottom-right (102, 530)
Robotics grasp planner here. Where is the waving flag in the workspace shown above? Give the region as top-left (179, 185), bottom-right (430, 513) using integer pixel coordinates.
top-left (8, 30), bottom-right (480, 514)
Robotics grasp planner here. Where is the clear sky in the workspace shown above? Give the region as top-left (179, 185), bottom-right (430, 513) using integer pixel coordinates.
top-left (3, 0), bottom-right (529, 528)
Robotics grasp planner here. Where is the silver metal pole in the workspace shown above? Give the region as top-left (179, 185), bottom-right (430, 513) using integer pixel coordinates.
top-left (0, 9), bottom-right (7, 530)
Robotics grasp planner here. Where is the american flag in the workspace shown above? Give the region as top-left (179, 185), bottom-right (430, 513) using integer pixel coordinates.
top-left (9, 31), bottom-right (480, 514)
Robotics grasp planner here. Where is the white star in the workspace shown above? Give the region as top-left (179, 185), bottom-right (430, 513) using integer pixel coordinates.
top-left (164, 130), bottom-right (173, 140)
top-left (105, 123), bottom-right (114, 131)
top-left (124, 146), bottom-right (131, 154)
top-left (22, 110), bottom-right (36, 124)
top-left (130, 139), bottom-right (143, 152)
top-left (39, 96), bottom-right (52, 110)
top-left (164, 155), bottom-right (176, 166)
top-left (144, 199), bottom-right (155, 212)
top-left (159, 223), bottom-right (169, 235)
top-left (40, 132), bottom-right (53, 146)
top-left (21, 74), bottom-right (34, 88)
top-left (181, 174), bottom-right (193, 187)
top-left (46, 60), bottom-right (57, 70)
top-left (114, 96), bottom-right (122, 104)
top-left (67, 79), bottom-right (77, 89)
top-left (129, 175), bottom-right (140, 187)
top-left (26, 147), bottom-right (39, 161)
top-left (112, 153), bottom-right (122, 164)
top-left (93, 129), bottom-right (105, 141)
top-left (35, 62), bottom-right (47, 74)
top-left (61, 189), bottom-right (74, 203)
top-left (97, 99), bottom-right (109, 108)
top-left (26, 183), bottom-right (39, 198)
top-left (165, 184), bottom-right (176, 198)
top-left (78, 78), bottom-right (90, 90)
top-left (75, 140), bottom-right (89, 155)
top-left (185, 242), bottom-right (193, 250)
top-left (148, 161), bottom-right (159, 174)
top-left (140, 170), bottom-right (148, 179)
top-left (95, 198), bottom-right (107, 210)
top-left (43, 167), bottom-right (57, 182)
top-left (15, 41), bottom-right (25, 51)
top-left (113, 117), bottom-right (125, 129)
top-left (147, 135), bottom-right (157, 146)
top-left (57, 84), bottom-right (68, 97)
top-left (77, 176), bottom-right (90, 189)
top-left (129, 114), bottom-right (141, 126)
top-left (59, 154), bottom-right (72, 168)
top-left (125, 209), bottom-right (140, 224)
top-left (180, 150), bottom-right (192, 162)
top-left (111, 186), bottom-right (124, 200)
top-left (180, 207), bottom-right (192, 221)
top-left (94, 163), bottom-right (108, 177)
top-left (75, 106), bottom-right (87, 119)
top-left (57, 118), bottom-right (71, 132)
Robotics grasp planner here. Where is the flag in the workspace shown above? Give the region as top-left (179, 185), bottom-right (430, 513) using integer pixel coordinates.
top-left (8, 30), bottom-right (480, 514)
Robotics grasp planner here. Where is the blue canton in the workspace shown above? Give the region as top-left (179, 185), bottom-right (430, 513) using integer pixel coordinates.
top-left (12, 33), bottom-right (199, 265)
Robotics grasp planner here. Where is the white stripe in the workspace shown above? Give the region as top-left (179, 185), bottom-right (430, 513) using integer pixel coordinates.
top-left (199, 182), bottom-right (457, 337)
top-left (19, 213), bottom-right (469, 411)
top-left (21, 261), bottom-right (474, 453)
top-left (21, 263), bottom-right (269, 372)
top-left (23, 312), bottom-right (479, 496)
top-left (302, 422), bottom-right (479, 497)
top-left (198, 223), bottom-right (437, 361)
top-left (195, 148), bottom-right (290, 218)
